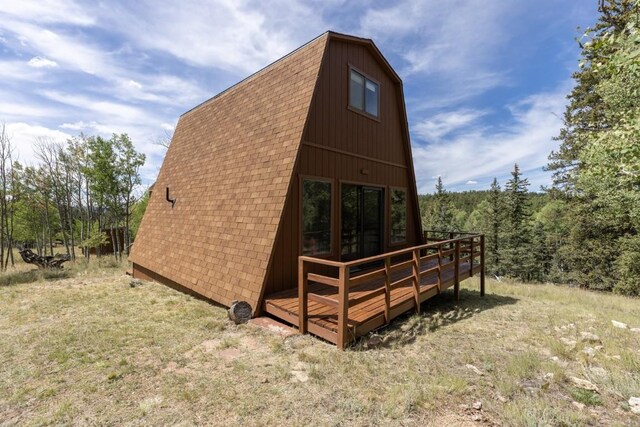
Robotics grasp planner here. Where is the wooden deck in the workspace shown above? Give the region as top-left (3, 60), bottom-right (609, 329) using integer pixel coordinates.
top-left (263, 232), bottom-right (485, 348)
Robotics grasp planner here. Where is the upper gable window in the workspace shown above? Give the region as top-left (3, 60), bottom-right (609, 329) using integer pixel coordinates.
top-left (349, 69), bottom-right (379, 118)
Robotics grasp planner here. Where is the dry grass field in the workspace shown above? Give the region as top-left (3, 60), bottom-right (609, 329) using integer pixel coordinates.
top-left (1, 259), bottom-right (639, 426)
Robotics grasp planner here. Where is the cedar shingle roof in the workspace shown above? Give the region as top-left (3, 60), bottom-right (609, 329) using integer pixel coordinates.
top-left (130, 33), bottom-right (328, 310)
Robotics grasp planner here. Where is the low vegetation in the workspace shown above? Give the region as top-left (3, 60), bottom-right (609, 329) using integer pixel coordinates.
top-left (1, 263), bottom-right (638, 426)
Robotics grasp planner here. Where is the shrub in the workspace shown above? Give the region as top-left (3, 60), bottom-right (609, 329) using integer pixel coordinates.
top-left (614, 235), bottom-right (640, 296)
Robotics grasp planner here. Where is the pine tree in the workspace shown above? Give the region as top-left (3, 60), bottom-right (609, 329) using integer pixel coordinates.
top-left (547, 0), bottom-right (638, 191)
top-left (487, 178), bottom-right (503, 275)
top-left (547, 0), bottom-right (639, 292)
top-left (501, 164), bottom-right (534, 281)
top-left (530, 221), bottom-right (552, 282)
top-left (424, 177), bottom-right (458, 235)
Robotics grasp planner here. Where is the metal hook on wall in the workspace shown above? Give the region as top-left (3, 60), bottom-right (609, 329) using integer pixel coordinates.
top-left (166, 186), bottom-right (176, 208)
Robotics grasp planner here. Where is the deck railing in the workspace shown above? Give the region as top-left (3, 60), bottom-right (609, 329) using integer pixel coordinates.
top-left (298, 232), bottom-right (485, 349)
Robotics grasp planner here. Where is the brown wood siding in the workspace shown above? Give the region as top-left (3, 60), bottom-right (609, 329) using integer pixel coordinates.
top-left (264, 39), bottom-right (421, 297)
top-left (303, 40), bottom-right (407, 164)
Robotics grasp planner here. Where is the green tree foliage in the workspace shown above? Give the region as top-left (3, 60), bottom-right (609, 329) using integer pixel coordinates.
top-left (421, 177), bottom-right (460, 233)
top-left (547, 0), bottom-right (638, 190)
top-left (82, 134), bottom-right (146, 259)
top-left (533, 200), bottom-right (571, 282)
top-left (530, 221), bottom-right (552, 282)
top-left (416, 3), bottom-right (638, 293)
top-left (130, 188), bottom-right (150, 241)
top-left (1, 131), bottom-right (146, 262)
top-left (547, 0), bottom-right (639, 294)
top-left (117, 134), bottom-right (146, 252)
top-left (500, 164), bottom-right (535, 281)
top-left (487, 178), bottom-right (504, 275)
top-left (419, 176), bottom-right (545, 279)
top-left (615, 236), bottom-right (640, 294)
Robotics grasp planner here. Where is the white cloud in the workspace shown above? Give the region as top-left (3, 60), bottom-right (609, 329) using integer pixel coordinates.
top-left (0, 89), bottom-right (63, 120)
top-left (359, 0), bottom-right (514, 100)
top-left (1, 20), bottom-right (206, 107)
top-left (59, 121), bottom-right (88, 131)
top-left (2, 21), bottom-right (114, 76)
top-left (413, 109), bottom-right (486, 142)
top-left (406, 71), bottom-right (509, 112)
top-left (59, 120), bottom-right (114, 135)
top-left (27, 56), bottom-right (58, 68)
top-left (412, 83), bottom-right (570, 193)
top-left (466, 180), bottom-right (478, 185)
top-left (0, 60), bottom-right (46, 81)
top-left (109, 74), bottom-right (204, 105)
top-left (127, 80), bottom-right (142, 90)
top-left (0, 0), bottom-right (95, 26)
top-left (3, 122), bottom-right (72, 165)
top-left (100, 0), bottom-right (329, 73)
top-left (43, 91), bottom-right (150, 123)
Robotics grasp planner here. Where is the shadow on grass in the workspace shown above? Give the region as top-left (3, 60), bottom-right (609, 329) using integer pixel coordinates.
top-left (353, 288), bottom-right (519, 350)
top-left (0, 268), bottom-right (72, 287)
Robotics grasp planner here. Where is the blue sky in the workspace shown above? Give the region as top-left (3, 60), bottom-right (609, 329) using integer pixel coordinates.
top-left (0, 0), bottom-right (598, 193)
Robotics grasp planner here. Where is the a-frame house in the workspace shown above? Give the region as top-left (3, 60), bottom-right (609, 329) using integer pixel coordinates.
top-left (131, 32), bottom-right (485, 348)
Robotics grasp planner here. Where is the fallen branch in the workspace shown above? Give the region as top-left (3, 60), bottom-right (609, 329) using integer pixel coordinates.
top-left (19, 249), bottom-right (70, 269)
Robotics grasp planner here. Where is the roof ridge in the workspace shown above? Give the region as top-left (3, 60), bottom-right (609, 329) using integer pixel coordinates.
top-left (181, 31), bottom-right (330, 118)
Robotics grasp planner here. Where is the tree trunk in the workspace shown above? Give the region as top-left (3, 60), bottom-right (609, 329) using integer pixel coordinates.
top-left (114, 222), bottom-right (122, 261)
top-left (96, 206), bottom-right (102, 258)
top-left (228, 301), bottom-right (252, 324)
top-left (41, 223), bottom-right (45, 256)
top-left (125, 194), bottom-right (131, 255)
top-left (34, 224), bottom-right (42, 255)
top-left (65, 170), bottom-right (76, 261)
top-left (85, 168), bottom-right (91, 260)
top-left (59, 205), bottom-right (70, 256)
top-left (110, 225), bottom-right (117, 260)
top-left (45, 198), bottom-right (53, 256)
top-left (68, 214), bottom-right (75, 260)
top-left (4, 213), bottom-right (10, 270)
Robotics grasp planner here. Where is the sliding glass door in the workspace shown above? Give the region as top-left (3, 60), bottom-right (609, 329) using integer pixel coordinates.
top-left (341, 184), bottom-right (384, 261)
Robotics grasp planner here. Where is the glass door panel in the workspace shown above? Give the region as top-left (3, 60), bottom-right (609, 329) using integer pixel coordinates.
top-left (341, 184), bottom-right (361, 261)
top-left (362, 187), bottom-right (383, 258)
top-left (341, 184), bottom-right (384, 262)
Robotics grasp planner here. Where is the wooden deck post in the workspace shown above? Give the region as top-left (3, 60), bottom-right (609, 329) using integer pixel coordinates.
top-left (384, 257), bottom-right (391, 324)
top-left (298, 258), bottom-right (309, 334)
top-left (454, 240), bottom-right (460, 303)
top-left (337, 265), bottom-right (350, 350)
top-left (412, 249), bottom-right (421, 314)
top-left (469, 237), bottom-right (474, 278)
top-left (480, 234), bottom-right (486, 297)
top-left (437, 244), bottom-right (443, 294)
top-left (449, 232), bottom-right (454, 261)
